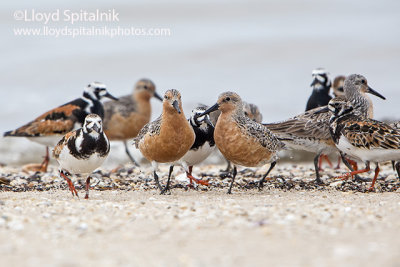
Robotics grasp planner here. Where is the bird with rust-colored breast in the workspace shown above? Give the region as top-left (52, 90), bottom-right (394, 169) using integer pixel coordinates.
top-left (53, 114), bottom-right (110, 199)
top-left (222, 101), bottom-right (263, 173)
top-left (103, 79), bottom-right (162, 166)
top-left (4, 82), bottom-right (117, 172)
top-left (199, 92), bottom-right (284, 194)
top-left (134, 89), bottom-right (195, 194)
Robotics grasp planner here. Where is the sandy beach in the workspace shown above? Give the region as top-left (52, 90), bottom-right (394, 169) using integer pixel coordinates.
top-left (1, 163), bottom-right (400, 266)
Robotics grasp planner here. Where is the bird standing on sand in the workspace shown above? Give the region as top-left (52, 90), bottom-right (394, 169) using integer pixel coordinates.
top-left (4, 82), bottom-right (117, 172)
top-left (223, 101), bottom-right (263, 172)
top-left (199, 92), bottom-right (284, 194)
top-left (134, 89), bottom-right (195, 194)
top-left (265, 74), bottom-right (386, 184)
top-left (325, 97), bottom-right (400, 190)
top-left (305, 68), bottom-right (334, 169)
top-left (103, 79), bottom-right (162, 166)
top-left (53, 114), bottom-right (110, 199)
top-left (176, 104), bottom-right (216, 186)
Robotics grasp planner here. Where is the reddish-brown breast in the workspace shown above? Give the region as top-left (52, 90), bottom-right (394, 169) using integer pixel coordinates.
top-left (214, 113), bottom-right (272, 167)
top-left (139, 111), bottom-right (194, 163)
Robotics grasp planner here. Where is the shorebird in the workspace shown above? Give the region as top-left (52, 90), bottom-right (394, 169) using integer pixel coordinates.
top-left (332, 75), bottom-right (346, 97)
top-left (325, 97), bottom-right (400, 190)
top-left (388, 121), bottom-right (400, 178)
top-left (305, 68), bottom-right (332, 111)
top-left (305, 69), bottom-right (333, 169)
top-left (176, 104), bottom-right (216, 186)
top-left (243, 101), bottom-right (263, 123)
top-left (4, 82), bottom-right (117, 172)
top-left (265, 74), bottom-right (386, 184)
top-left (103, 79), bottom-right (162, 166)
top-left (199, 92), bottom-right (284, 194)
top-left (53, 114), bottom-right (110, 199)
top-left (134, 89), bottom-right (195, 194)
top-left (223, 101), bottom-right (263, 172)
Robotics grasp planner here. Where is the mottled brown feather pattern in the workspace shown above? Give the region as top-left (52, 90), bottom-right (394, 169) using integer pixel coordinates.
top-left (53, 131), bottom-right (77, 159)
top-left (341, 119), bottom-right (400, 150)
top-left (7, 104), bottom-right (80, 136)
top-left (265, 105), bottom-right (332, 141)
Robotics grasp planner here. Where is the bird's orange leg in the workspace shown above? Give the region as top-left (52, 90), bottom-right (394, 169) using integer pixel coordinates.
top-left (347, 158), bottom-right (358, 171)
top-left (39, 147), bottom-right (50, 172)
top-left (60, 171), bottom-right (79, 198)
top-left (318, 154), bottom-right (333, 170)
top-left (186, 166), bottom-right (209, 186)
top-left (368, 166), bottom-right (380, 191)
top-left (337, 164), bottom-right (370, 180)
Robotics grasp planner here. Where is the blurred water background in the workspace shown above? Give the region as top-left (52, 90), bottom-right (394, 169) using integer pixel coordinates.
top-left (0, 0), bottom-right (399, 166)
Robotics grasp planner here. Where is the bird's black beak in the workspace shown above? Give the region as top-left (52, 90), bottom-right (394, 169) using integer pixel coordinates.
top-left (310, 78), bottom-right (318, 87)
top-left (314, 106), bottom-right (329, 114)
top-left (154, 91), bottom-right (163, 101)
top-left (198, 103), bottom-right (219, 117)
top-left (92, 124), bottom-right (100, 133)
top-left (366, 86), bottom-right (386, 100)
top-left (172, 100), bottom-right (181, 114)
top-left (105, 92), bottom-right (119, 101)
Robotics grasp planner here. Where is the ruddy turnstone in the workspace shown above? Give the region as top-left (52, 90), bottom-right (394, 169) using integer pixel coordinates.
top-left (103, 79), bottom-right (162, 166)
top-left (53, 114), bottom-right (110, 198)
top-left (332, 75), bottom-right (346, 97)
top-left (134, 89), bottom-right (195, 194)
top-left (305, 68), bottom-right (332, 111)
top-left (265, 74), bottom-right (386, 184)
top-left (4, 82), bottom-right (117, 172)
top-left (176, 104), bottom-right (216, 186)
top-left (305, 69), bottom-right (334, 169)
top-left (326, 97), bottom-right (400, 190)
top-left (199, 92), bottom-right (284, 194)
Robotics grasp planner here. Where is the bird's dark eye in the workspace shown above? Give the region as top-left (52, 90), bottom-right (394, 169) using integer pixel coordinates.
top-left (361, 79), bottom-right (366, 84)
top-left (225, 97), bottom-right (231, 101)
top-left (338, 87), bottom-right (344, 92)
top-left (87, 84), bottom-right (91, 87)
top-left (143, 85), bottom-right (148, 90)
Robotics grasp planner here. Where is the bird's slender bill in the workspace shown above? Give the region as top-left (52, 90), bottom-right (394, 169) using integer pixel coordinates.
top-left (105, 92), bottom-right (119, 101)
top-left (172, 100), bottom-right (181, 114)
top-left (367, 86), bottom-right (386, 100)
top-left (199, 103), bottom-right (219, 117)
top-left (154, 92), bottom-right (163, 101)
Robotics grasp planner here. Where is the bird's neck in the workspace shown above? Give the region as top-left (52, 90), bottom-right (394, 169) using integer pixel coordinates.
top-left (82, 93), bottom-right (104, 119)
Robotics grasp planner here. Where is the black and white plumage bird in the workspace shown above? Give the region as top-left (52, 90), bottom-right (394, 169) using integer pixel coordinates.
top-left (305, 68), bottom-right (332, 111)
top-left (326, 97), bottom-right (400, 190)
top-left (53, 114), bottom-right (110, 199)
top-left (176, 104), bottom-right (216, 186)
top-left (3, 82), bottom-right (117, 172)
